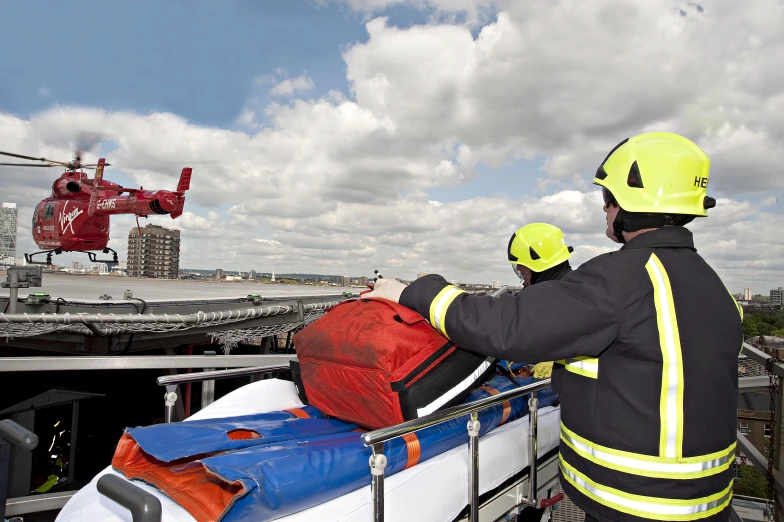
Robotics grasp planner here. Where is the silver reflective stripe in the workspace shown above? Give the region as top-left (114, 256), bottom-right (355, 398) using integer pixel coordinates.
top-left (416, 358), bottom-right (493, 416)
top-left (561, 458), bottom-right (733, 518)
top-left (560, 425), bottom-right (734, 477)
top-left (564, 357), bottom-right (598, 376)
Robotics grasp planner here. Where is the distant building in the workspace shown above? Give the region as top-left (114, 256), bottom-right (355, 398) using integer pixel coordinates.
top-left (215, 268), bottom-right (224, 281)
top-left (72, 261), bottom-right (83, 271)
top-left (417, 272), bottom-right (429, 279)
top-left (127, 224), bottom-right (181, 279)
top-left (355, 276), bottom-right (369, 286)
top-left (771, 288), bottom-right (783, 307)
top-left (0, 202), bottom-right (18, 266)
top-left (90, 263), bottom-right (109, 274)
top-left (744, 288), bottom-right (752, 301)
top-left (249, 270), bottom-right (257, 280)
top-left (340, 276), bottom-right (351, 287)
top-left (492, 280), bottom-right (502, 289)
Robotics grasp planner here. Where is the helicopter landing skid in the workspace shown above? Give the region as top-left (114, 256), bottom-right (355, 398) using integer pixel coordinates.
top-left (24, 249), bottom-right (63, 266)
top-left (23, 248), bottom-right (119, 267)
top-left (75, 248), bottom-right (120, 267)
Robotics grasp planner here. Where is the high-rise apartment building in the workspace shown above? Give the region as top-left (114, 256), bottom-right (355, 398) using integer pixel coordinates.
top-left (0, 202), bottom-right (18, 266)
top-left (492, 280), bottom-right (502, 289)
top-left (771, 287), bottom-right (783, 307)
top-left (127, 224), bottom-right (181, 279)
top-left (744, 288), bottom-right (752, 301)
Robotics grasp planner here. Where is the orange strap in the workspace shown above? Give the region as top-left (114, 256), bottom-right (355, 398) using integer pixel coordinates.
top-left (284, 408), bottom-right (310, 419)
top-left (480, 386), bottom-right (511, 425)
top-left (402, 433), bottom-right (421, 469)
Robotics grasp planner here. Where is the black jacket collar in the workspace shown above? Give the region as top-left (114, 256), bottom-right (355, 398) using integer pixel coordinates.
top-left (530, 261), bottom-right (572, 284)
top-left (620, 226), bottom-right (696, 251)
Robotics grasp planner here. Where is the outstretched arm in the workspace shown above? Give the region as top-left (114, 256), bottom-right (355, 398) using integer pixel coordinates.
top-left (390, 259), bottom-right (621, 363)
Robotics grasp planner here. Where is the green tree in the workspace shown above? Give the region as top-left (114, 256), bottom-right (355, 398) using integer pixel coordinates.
top-left (734, 464), bottom-right (769, 498)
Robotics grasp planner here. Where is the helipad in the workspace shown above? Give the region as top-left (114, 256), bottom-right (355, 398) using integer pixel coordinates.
top-left (1, 272), bottom-right (354, 302)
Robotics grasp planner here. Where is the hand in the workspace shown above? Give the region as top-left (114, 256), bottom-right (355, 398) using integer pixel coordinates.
top-left (531, 361), bottom-right (554, 379)
top-left (362, 278), bottom-right (408, 303)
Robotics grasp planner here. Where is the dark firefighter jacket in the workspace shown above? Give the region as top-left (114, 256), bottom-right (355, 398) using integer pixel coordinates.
top-left (400, 227), bottom-right (743, 522)
top-left (515, 261), bottom-right (573, 394)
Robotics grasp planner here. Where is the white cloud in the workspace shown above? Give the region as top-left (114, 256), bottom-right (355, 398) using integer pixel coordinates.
top-left (270, 75), bottom-right (315, 97)
top-left (1, 0), bottom-right (782, 291)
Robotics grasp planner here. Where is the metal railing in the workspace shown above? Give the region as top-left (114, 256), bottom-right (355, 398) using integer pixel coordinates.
top-left (738, 342), bottom-right (784, 521)
top-left (0, 354), bottom-right (296, 372)
top-left (156, 364), bottom-right (292, 422)
top-left (1, 419), bottom-right (39, 521)
top-left (362, 378), bottom-right (556, 522)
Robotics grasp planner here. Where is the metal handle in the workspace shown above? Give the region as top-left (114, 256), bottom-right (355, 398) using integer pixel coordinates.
top-left (1, 420), bottom-right (39, 521)
top-left (0, 419), bottom-right (38, 451)
top-left (96, 474), bottom-right (162, 522)
top-left (156, 364), bottom-right (291, 386)
top-left (362, 379), bottom-right (551, 446)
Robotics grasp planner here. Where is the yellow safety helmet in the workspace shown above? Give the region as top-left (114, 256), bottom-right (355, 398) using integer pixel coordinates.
top-left (594, 131), bottom-right (716, 216)
top-left (507, 223), bottom-right (573, 273)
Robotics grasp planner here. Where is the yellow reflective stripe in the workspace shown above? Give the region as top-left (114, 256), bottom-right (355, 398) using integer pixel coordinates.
top-left (428, 285), bottom-right (465, 339)
top-left (645, 253), bottom-right (685, 459)
top-left (723, 285), bottom-right (743, 321)
top-left (560, 423), bottom-right (735, 479)
top-left (556, 357), bottom-right (598, 379)
top-left (560, 455), bottom-right (733, 520)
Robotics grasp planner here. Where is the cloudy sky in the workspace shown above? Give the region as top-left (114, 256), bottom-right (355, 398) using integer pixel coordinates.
top-left (0, 0), bottom-right (782, 292)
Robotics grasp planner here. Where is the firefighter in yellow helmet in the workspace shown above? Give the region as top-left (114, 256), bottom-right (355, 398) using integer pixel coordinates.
top-left (508, 223), bottom-right (574, 288)
top-left (507, 223), bottom-right (574, 381)
top-left (367, 132), bottom-right (743, 521)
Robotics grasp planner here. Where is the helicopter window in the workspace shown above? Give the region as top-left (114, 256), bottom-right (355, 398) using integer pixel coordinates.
top-left (43, 203), bottom-right (55, 220)
top-left (32, 203), bottom-right (41, 229)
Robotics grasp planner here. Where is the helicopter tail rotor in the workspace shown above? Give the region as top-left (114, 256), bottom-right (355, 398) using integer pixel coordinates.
top-left (170, 167), bottom-right (192, 219)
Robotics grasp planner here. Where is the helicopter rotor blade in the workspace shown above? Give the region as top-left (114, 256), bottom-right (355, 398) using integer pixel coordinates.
top-left (0, 151), bottom-right (72, 167)
top-left (0, 151), bottom-right (48, 162)
top-left (0, 162), bottom-right (56, 167)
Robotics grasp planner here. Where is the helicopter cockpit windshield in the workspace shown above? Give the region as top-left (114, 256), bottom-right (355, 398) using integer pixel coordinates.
top-left (32, 202), bottom-right (41, 229)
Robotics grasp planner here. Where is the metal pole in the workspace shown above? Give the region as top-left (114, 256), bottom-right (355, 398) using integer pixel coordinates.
top-left (0, 439), bottom-right (10, 521)
top-left (68, 401), bottom-right (79, 483)
top-left (7, 271), bottom-right (18, 314)
top-left (164, 385), bottom-right (177, 423)
top-left (776, 376), bottom-right (784, 522)
top-left (467, 412), bottom-right (481, 521)
top-left (201, 351), bottom-right (216, 409)
top-left (370, 443), bottom-right (387, 522)
top-left (528, 392), bottom-right (539, 504)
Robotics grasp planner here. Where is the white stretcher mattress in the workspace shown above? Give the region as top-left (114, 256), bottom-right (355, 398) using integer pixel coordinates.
top-left (56, 378), bottom-right (561, 522)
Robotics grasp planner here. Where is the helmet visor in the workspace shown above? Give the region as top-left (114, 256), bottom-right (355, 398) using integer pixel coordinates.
top-left (512, 263), bottom-right (527, 282)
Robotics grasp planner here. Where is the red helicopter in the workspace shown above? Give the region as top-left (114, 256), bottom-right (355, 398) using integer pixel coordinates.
top-left (0, 150), bottom-right (191, 266)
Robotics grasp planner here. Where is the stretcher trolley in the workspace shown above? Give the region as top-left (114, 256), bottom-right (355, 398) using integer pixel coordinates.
top-left (55, 365), bottom-right (564, 522)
